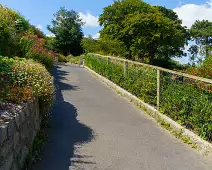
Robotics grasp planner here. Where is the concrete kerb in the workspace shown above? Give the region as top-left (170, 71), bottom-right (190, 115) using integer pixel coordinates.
top-left (84, 66), bottom-right (212, 156)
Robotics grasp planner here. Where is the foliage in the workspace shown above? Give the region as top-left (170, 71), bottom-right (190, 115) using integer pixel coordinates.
top-left (20, 33), bottom-right (56, 70)
top-left (48, 7), bottom-right (84, 56)
top-left (161, 78), bottom-right (212, 141)
top-left (45, 36), bottom-right (56, 52)
top-left (81, 37), bottom-right (128, 57)
top-left (57, 54), bottom-right (68, 63)
top-left (186, 55), bottom-right (212, 79)
top-left (68, 55), bottom-right (85, 65)
top-left (122, 12), bottom-right (188, 61)
top-left (86, 54), bottom-right (212, 142)
top-left (0, 5), bottom-right (57, 71)
top-left (29, 25), bottom-right (46, 38)
top-left (1, 87), bottom-right (34, 104)
top-left (0, 5), bottom-right (30, 56)
top-left (150, 58), bottom-right (186, 70)
top-left (99, 0), bottom-right (189, 61)
top-left (156, 6), bottom-right (181, 23)
top-left (189, 20), bottom-right (212, 60)
top-left (0, 56), bottom-right (55, 115)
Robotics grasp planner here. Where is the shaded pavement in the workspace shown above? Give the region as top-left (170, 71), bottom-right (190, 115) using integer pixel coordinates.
top-left (32, 64), bottom-right (212, 170)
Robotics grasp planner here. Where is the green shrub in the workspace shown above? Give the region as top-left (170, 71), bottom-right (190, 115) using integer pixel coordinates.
top-left (85, 54), bottom-right (157, 105)
top-left (58, 54), bottom-right (68, 63)
top-left (0, 5), bottom-right (30, 56)
top-left (0, 56), bottom-right (55, 115)
top-left (161, 79), bottom-right (212, 141)
top-left (68, 55), bottom-right (85, 65)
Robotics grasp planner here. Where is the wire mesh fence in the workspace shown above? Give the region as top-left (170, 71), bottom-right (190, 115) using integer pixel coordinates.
top-left (85, 53), bottom-right (212, 142)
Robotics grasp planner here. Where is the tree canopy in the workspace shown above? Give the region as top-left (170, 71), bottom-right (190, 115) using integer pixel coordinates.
top-left (48, 7), bottom-right (84, 56)
top-left (99, 0), bottom-right (189, 62)
top-left (189, 20), bottom-right (212, 61)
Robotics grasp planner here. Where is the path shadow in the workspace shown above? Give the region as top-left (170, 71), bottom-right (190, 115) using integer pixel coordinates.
top-left (32, 65), bottom-right (94, 170)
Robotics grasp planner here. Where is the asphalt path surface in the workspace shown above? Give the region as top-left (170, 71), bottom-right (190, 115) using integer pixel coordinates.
top-left (32, 64), bottom-right (212, 170)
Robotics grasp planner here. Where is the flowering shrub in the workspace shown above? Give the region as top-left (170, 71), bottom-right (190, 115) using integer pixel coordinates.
top-left (0, 56), bottom-right (55, 115)
top-left (20, 34), bottom-right (56, 70)
top-left (186, 65), bottom-right (212, 80)
top-left (1, 87), bottom-right (34, 104)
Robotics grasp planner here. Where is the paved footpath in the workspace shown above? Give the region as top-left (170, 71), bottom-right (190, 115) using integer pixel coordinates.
top-left (33, 64), bottom-right (212, 170)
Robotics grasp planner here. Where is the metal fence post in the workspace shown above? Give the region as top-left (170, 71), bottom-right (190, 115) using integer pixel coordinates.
top-left (157, 70), bottom-right (162, 110)
top-left (124, 60), bottom-right (128, 76)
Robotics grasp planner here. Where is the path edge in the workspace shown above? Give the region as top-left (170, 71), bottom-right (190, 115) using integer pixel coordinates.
top-left (84, 66), bottom-right (212, 156)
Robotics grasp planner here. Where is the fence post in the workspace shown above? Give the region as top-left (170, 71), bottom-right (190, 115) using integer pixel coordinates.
top-left (82, 59), bottom-right (85, 67)
top-left (107, 57), bottom-right (110, 64)
top-left (124, 60), bottom-right (128, 76)
top-left (157, 69), bottom-right (162, 110)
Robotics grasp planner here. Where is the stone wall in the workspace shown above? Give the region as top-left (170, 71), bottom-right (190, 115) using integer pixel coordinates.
top-left (0, 100), bottom-right (41, 170)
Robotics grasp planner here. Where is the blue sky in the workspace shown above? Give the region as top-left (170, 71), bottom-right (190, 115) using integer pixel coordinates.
top-left (1, 0), bottom-right (212, 63)
top-left (1, 0), bottom-right (211, 36)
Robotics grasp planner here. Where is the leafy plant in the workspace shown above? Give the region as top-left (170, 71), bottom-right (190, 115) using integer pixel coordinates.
top-left (0, 56), bottom-right (55, 115)
top-left (57, 54), bottom-right (68, 63)
top-left (161, 78), bottom-right (212, 141)
top-left (20, 33), bottom-right (56, 70)
top-left (68, 55), bottom-right (85, 65)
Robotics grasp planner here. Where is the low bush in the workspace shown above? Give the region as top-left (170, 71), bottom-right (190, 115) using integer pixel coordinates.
top-left (161, 78), bottom-right (212, 141)
top-left (68, 55), bottom-right (85, 65)
top-left (0, 56), bottom-right (55, 115)
top-left (58, 54), bottom-right (68, 63)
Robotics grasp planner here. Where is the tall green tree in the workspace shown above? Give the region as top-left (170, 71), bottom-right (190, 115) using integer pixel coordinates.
top-left (99, 0), bottom-right (189, 62)
top-left (81, 36), bottom-right (127, 56)
top-left (0, 5), bottom-right (30, 56)
top-left (189, 20), bottom-right (212, 60)
top-left (48, 7), bottom-right (84, 56)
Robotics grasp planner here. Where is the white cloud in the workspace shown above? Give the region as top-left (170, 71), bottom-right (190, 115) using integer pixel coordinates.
top-left (79, 12), bottom-right (99, 28)
top-left (174, 0), bottom-right (212, 28)
top-left (36, 24), bottom-right (42, 30)
top-left (46, 33), bottom-right (55, 37)
top-left (92, 33), bottom-right (100, 39)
